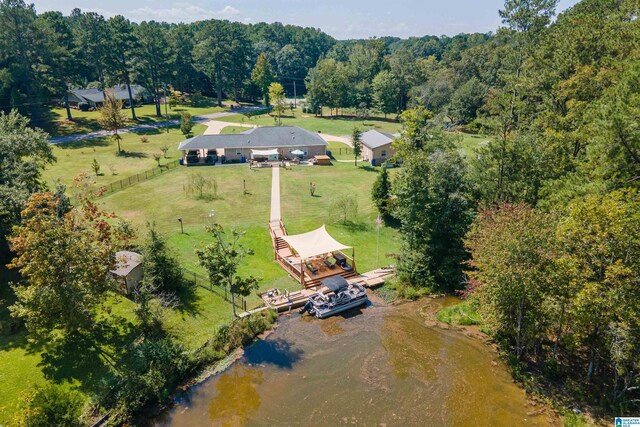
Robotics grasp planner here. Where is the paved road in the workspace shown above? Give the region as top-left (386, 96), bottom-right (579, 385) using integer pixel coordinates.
top-left (48, 106), bottom-right (264, 145)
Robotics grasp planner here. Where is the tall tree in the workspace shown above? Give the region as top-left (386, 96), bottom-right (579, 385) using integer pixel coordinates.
top-left (268, 82), bottom-right (286, 125)
top-left (0, 110), bottom-right (54, 257)
top-left (393, 107), bottom-right (473, 290)
top-left (196, 225), bottom-right (259, 318)
top-left (193, 20), bottom-right (237, 107)
top-left (372, 71), bottom-right (400, 119)
top-left (251, 52), bottom-right (275, 106)
top-left (351, 126), bottom-right (362, 166)
top-left (8, 186), bottom-right (120, 338)
top-left (135, 21), bottom-right (171, 117)
top-left (371, 165), bottom-right (391, 219)
top-left (106, 15), bottom-right (139, 120)
top-left (37, 11), bottom-right (80, 121)
top-left (72, 11), bottom-right (109, 92)
top-left (98, 91), bottom-right (126, 153)
top-left (0, 0), bottom-right (49, 124)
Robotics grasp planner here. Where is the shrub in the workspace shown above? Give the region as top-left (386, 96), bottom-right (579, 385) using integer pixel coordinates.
top-left (13, 384), bottom-right (84, 427)
top-left (140, 135), bottom-right (149, 143)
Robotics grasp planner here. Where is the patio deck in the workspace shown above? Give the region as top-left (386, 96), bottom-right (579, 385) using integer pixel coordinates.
top-left (269, 221), bottom-right (357, 289)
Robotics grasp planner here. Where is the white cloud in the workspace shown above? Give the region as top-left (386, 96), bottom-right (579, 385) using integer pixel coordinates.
top-left (125, 4), bottom-right (240, 23)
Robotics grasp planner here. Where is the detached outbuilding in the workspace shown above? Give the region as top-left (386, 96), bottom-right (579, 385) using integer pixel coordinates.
top-left (361, 130), bottom-right (399, 166)
top-left (110, 251), bottom-right (143, 295)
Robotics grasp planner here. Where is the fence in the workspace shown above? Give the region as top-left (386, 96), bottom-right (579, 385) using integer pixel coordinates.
top-left (331, 147), bottom-right (353, 156)
top-left (183, 267), bottom-right (256, 312)
top-left (101, 159), bottom-right (180, 196)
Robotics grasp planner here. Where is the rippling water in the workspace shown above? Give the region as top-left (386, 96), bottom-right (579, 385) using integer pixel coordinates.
top-left (157, 297), bottom-right (556, 426)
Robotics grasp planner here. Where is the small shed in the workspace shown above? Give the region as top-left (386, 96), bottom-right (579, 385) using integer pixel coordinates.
top-left (110, 251), bottom-right (143, 295)
top-left (315, 155), bottom-right (332, 165)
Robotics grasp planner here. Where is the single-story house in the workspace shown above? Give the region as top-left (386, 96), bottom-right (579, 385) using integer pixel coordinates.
top-left (66, 84), bottom-right (151, 110)
top-left (361, 130), bottom-right (399, 165)
top-left (178, 126), bottom-right (328, 165)
top-left (110, 251), bottom-right (143, 295)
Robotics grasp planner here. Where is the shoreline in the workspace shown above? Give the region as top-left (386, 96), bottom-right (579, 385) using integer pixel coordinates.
top-left (157, 294), bottom-right (572, 426)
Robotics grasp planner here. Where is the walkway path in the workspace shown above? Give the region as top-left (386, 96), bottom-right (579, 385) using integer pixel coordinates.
top-left (48, 106), bottom-right (263, 145)
top-left (269, 166), bottom-right (281, 223)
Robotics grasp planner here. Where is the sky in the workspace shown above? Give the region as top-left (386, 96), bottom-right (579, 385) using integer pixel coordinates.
top-left (31, 0), bottom-right (582, 40)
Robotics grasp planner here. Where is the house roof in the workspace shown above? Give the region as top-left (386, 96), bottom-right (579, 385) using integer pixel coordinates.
top-left (178, 126), bottom-right (327, 151)
top-left (111, 251), bottom-right (142, 277)
top-left (361, 129), bottom-right (398, 150)
top-left (69, 85), bottom-right (147, 104)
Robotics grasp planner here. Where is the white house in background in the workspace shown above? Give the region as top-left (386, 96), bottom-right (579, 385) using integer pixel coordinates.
top-left (110, 251), bottom-right (143, 295)
top-left (361, 130), bottom-right (399, 166)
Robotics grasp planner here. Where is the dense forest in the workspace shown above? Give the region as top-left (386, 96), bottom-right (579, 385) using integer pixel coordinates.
top-left (1, 0), bottom-right (639, 423)
top-left (376, 0), bottom-right (640, 416)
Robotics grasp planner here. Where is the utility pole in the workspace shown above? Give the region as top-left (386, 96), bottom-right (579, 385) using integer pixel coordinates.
top-left (293, 80), bottom-right (297, 109)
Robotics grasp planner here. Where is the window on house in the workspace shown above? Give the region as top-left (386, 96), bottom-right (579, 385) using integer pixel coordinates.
top-left (381, 150), bottom-right (387, 157)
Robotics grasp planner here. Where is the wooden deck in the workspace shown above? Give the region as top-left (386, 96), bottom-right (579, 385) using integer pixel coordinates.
top-left (269, 221), bottom-right (357, 289)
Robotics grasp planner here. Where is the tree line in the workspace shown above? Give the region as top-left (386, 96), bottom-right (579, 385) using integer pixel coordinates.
top-left (0, 0), bottom-right (335, 126)
top-left (371, 0), bottom-right (640, 415)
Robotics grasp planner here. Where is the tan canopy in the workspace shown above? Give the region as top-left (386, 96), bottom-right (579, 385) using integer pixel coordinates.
top-left (281, 225), bottom-right (350, 260)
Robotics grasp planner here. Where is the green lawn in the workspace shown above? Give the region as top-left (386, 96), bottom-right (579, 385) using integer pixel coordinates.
top-left (1, 142), bottom-right (401, 422)
top-left (217, 109), bottom-right (401, 136)
top-left (43, 124), bottom-right (205, 189)
top-left (327, 140), bottom-right (353, 161)
top-left (45, 99), bottom-right (227, 137)
top-left (458, 133), bottom-right (489, 158)
top-left (219, 125), bottom-right (252, 135)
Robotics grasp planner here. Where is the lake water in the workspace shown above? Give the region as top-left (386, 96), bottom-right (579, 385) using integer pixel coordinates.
top-left (158, 297), bottom-right (556, 426)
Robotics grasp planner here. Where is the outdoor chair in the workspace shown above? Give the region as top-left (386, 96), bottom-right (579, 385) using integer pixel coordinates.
top-left (324, 258), bottom-right (336, 269)
top-left (305, 261), bottom-right (318, 274)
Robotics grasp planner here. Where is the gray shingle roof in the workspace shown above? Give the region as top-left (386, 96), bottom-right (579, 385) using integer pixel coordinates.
top-left (361, 130), bottom-right (398, 150)
top-left (178, 126), bottom-right (328, 151)
top-left (69, 85), bottom-right (147, 104)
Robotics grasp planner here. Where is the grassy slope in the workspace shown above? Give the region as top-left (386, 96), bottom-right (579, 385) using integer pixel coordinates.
top-left (43, 124), bottom-right (205, 189)
top-left (2, 114), bottom-right (401, 421)
top-left (217, 110), bottom-right (401, 136)
top-left (45, 100), bottom-right (226, 137)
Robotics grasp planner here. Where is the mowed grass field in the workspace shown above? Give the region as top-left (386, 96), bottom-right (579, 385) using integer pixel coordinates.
top-left (45, 99), bottom-right (227, 137)
top-left (217, 109), bottom-right (401, 136)
top-left (1, 112), bottom-right (404, 422)
top-left (43, 124), bottom-right (206, 188)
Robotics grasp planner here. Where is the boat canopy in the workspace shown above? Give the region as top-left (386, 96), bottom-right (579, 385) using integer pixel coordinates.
top-left (280, 225), bottom-right (351, 260)
top-left (321, 276), bottom-right (349, 293)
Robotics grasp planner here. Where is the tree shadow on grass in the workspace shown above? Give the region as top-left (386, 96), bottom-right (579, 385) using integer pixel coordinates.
top-left (336, 220), bottom-right (371, 233)
top-left (56, 136), bottom-right (111, 150)
top-left (358, 165), bottom-right (379, 173)
top-left (172, 283), bottom-right (201, 317)
top-left (117, 151), bottom-right (148, 158)
top-left (38, 316), bottom-right (137, 397)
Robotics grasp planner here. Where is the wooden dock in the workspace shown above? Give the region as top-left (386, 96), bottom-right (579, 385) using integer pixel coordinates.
top-left (259, 266), bottom-right (395, 313)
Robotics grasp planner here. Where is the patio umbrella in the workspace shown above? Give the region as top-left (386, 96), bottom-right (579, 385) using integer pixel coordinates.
top-left (291, 149), bottom-right (305, 156)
